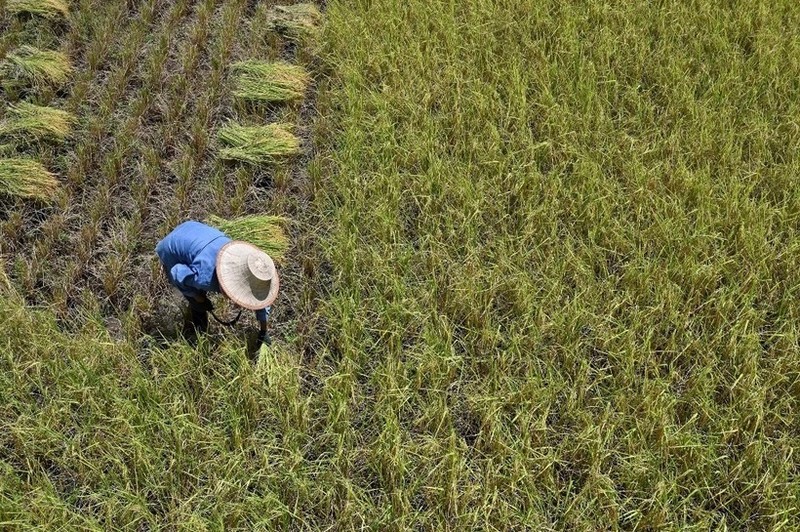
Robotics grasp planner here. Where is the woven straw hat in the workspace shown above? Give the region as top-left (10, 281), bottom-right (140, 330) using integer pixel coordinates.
top-left (216, 241), bottom-right (280, 310)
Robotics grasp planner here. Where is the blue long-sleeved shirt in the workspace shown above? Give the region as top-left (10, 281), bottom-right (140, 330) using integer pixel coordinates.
top-left (155, 221), bottom-right (269, 322)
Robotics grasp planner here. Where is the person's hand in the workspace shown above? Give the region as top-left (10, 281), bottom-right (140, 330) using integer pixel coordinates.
top-left (257, 329), bottom-right (272, 347)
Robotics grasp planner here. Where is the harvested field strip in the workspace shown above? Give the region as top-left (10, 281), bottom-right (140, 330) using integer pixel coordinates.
top-left (5, 0), bottom-right (69, 20)
top-left (0, 157), bottom-right (57, 200)
top-left (231, 60), bottom-right (309, 103)
top-left (0, 0), bottom-right (315, 329)
top-left (218, 123), bottom-right (301, 164)
top-left (2, 45), bottom-right (71, 87)
top-left (207, 214), bottom-right (289, 262)
top-left (0, 102), bottom-right (74, 142)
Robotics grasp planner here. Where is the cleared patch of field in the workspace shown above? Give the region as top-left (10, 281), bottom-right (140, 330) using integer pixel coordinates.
top-left (0, 0), bottom-right (316, 339)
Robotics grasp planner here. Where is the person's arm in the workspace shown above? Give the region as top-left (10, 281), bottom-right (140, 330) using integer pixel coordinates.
top-left (255, 307), bottom-right (271, 328)
top-left (169, 264), bottom-right (200, 298)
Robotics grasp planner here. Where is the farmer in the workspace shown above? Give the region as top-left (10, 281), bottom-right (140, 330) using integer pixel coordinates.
top-left (155, 220), bottom-right (279, 347)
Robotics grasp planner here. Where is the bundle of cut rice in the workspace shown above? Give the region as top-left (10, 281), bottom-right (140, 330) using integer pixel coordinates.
top-left (0, 102), bottom-right (75, 142)
top-left (207, 214), bottom-right (290, 262)
top-left (265, 3), bottom-right (323, 42)
top-left (1, 45), bottom-right (72, 87)
top-left (217, 123), bottom-right (301, 164)
top-left (0, 158), bottom-right (58, 201)
top-left (231, 60), bottom-right (310, 103)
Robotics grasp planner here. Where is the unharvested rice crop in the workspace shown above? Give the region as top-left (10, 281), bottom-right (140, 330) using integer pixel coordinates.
top-left (6, 0), bottom-right (69, 19)
top-left (0, 102), bottom-right (75, 142)
top-left (231, 60), bottom-right (310, 103)
top-left (217, 123), bottom-right (300, 163)
top-left (207, 214), bottom-right (289, 262)
top-left (1, 45), bottom-right (72, 87)
top-left (0, 158), bottom-right (58, 200)
top-left (265, 3), bottom-right (323, 41)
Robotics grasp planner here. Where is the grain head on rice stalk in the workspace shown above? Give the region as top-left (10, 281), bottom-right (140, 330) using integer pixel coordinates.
top-left (1, 45), bottom-right (72, 88)
top-left (0, 158), bottom-right (58, 201)
top-left (6, 0), bottom-right (70, 19)
top-left (207, 214), bottom-right (290, 263)
top-left (231, 60), bottom-right (310, 103)
top-left (0, 102), bottom-right (75, 142)
top-left (217, 123), bottom-right (301, 164)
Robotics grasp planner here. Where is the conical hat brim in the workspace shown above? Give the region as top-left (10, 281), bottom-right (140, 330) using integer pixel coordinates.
top-left (216, 241), bottom-right (280, 310)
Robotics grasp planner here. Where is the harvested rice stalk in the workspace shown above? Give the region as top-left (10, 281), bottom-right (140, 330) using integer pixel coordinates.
top-left (207, 214), bottom-right (290, 262)
top-left (0, 158), bottom-right (58, 201)
top-left (266, 3), bottom-right (323, 41)
top-left (0, 259), bottom-right (9, 292)
top-left (0, 102), bottom-right (75, 142)
top-left (1, 45), bottom-right (72, 87)
top-left (232, 60), bottom-right (310, 103)
top-left (6, 0), bottom-right (69, 19)
top-left (217, 123), bottom-right (301, 164)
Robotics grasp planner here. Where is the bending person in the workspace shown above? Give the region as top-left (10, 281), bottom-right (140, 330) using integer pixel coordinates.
top-left (155, 220), bottom-right (279, 347)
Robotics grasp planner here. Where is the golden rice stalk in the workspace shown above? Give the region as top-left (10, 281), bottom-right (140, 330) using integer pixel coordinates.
top-left (207, 214), bottom-right (290, 262)
top-left (0, 260), bottom-right (10, 292)
top-left (0, 102), bottom-right (75, 142)
top-left (217, 123), bottom-right (301, 164)
top-left (0, 158), bottom-right (58, 201)
top-left (6, 0), bottom-right (70, 19)
top-left (1, 45), bottom-right (72, 87)
top-left (266, 3), bottom-right (323, 41)
top-left (231, 60), bottom-right (310, 103)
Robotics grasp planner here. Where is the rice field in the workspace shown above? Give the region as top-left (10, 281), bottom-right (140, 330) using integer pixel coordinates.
top-left (2, 0), bottom-right (800, 529)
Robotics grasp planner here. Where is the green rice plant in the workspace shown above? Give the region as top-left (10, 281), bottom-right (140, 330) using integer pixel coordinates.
top-left (0, 102), bottom-right (75, 142)
top-left (217, 123), bottom-right (301, 164)
top-left (231, 60), bottom-right (310, 103)
top-left (265, 3), bottom-right (323, 41)
top-left (207, 214), bottom-right (289, 261)
top-left (6, 0), bottom-right (69, 19)
top-left (0, 158), bottom-right (58, 201)
top-left (1, 45), bottom-right (72, 87)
